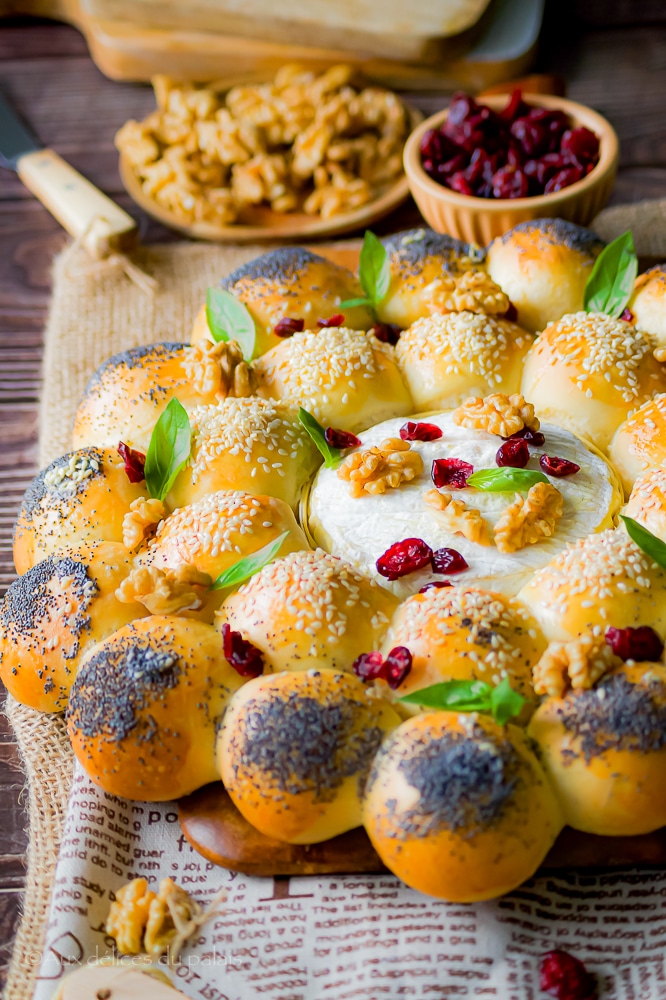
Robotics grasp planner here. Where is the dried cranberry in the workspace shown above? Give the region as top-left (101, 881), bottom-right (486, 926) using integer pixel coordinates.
top-left (507, 426), bottom-right (545, 447)
top-left (419, 128), bottom-right (444, 161)
top-left (317, 313), bottom-right (345, 328)
top-left (384, 646), bottom-right (413, 689)
top-left (499, 89), bottom-right (530, 123)
top-left (605, 625), bottom-right (664, 663)
top-left (544, 166), bottom-right (584, 193)
top-left (496, 438), bottom-right (529, 468)
top-left (419, 580), bottom-right (453, 593)
top-left (540, 455), bottom-right (580, 477)
top-left (221, 623), bottom-right (264, 678)
top-left (400, 421), bottom-right (443, 443)
top-left (502, 302), bottom-right (519, 323)
top-left (446, 91), bottom-right (478, 130)
top-left (324, 427), bottom-right (361, 449)
top-left (377, 538), bottom-right (433, 580)
top-left (432, 458), bottom-right (473, 489)
top-left (436, 153), bottom-right (468, 179)
top-left (448, 171), bottom-right (474, 196)
top-left (492, 165), bottom-right (529, 199)
top-left (431, 547), bottom-right (468, 575)
top-left (561, 126), bottom-right (600, 164)
top-left (352, 650), bottom-right (385, 682)
top-left (372, 322), bottom-right (401, 345)
top-left (117, 441), bottom-right (146, 483)
top-left (510, 117), bottom-right (549, 158)
top-left (539, 950), bottom-right (597, 1000)
top-left (620, 307), bottom-right (635, 323)
top-left (506, 141), bottom-right (526, 168)
top-left (274, 316), bottom-right (304, 337)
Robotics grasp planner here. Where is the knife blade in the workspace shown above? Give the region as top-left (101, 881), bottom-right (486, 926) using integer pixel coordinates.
top-left (0, 87), bottom-right (138, 258)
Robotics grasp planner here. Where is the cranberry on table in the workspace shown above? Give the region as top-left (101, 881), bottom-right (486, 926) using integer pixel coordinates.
top-left (539, 950), bottom-right (597, 1000)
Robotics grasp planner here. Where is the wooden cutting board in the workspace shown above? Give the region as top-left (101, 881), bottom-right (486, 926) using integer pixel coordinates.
top-left (179, 783), bottom-right (666, 876)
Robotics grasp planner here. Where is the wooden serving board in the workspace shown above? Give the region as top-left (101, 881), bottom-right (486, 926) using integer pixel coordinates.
top-left (179, 783), bottom-right (666, 876)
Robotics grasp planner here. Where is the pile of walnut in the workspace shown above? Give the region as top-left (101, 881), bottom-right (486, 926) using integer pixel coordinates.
top-left (115, 64), bottom-right (409, 225)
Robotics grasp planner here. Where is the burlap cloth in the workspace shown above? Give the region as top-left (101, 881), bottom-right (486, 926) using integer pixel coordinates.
top-left (4, 199), bottom-right (666, 1000)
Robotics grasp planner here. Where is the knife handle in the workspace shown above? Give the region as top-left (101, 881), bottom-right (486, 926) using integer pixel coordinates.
top-left (16, 148), bottom-right (138, 258)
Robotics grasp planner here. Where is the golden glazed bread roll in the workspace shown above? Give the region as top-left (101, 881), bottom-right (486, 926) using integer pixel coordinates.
top-left (53, 964), bottom-right (186, 1000)
top-left (518, 528), bottom-right (666, 642)
top-left (216, 549), bottom-right (398, 673)
top-left (363, 711), bottom-right (563, 901)
top-left (67, 616), bottom-right (245, 800)
top-left (520, 312), bottom-right (666, 450)
top-left (0, 542), bottom-right (146, 713)
top-left (254, 326), bottom-right (412, 432)
top-left (72, 342), bottom-right (221, 451)
top-left (624, 467), bottom-right (666, 540)
top-left (608, 394), bottom-right (666, 494)
top-left (168, 398), bottom-right (320, 511)
top-left (380, 586), bottom-right (543, 704)
top-left (486, 219), bottom-right (605, 333)
top-left (13, 447), bottom-right (146, 575)
top-left (218, 668), bottom-right (401, 844)
top-left (529, 663), bottom-right (666, 836)
top-left (395, 312), bottom-right (533, 411)
top-left (192, 248), bottom-right (374, 355)
top-left (627, 265), bottom-right (666, 349)
top-left (376, 228), bottom-right (484, 328)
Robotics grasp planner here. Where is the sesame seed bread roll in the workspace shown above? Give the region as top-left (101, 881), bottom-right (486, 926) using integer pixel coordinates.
top-left (215, 549), bottom-right (398, 673)
top-left (376, 229), bottom-right (484, 328)
top-left (13, 447), bottom-right (146, 575)
top-left (193, 248), bottom-right (374, 355)
top-left (168, 399), bottom-right (320, 511)
top-left (395, 312), bottom-right (533, 411)
top-left (528, 663), bottom-right (666, 836)
top-left (608, 394), bottom-right (666, 494)
top-left (72, 343), bottom-right (220, 452)
top-left (380, 587), bottom-right (542, 706)
top-left (520, 312), bottom-right (666, 451)
top-left (217, 669), bottom-right (401, 844)
top-left (518, 529), bottom-right (666, 642)
top-left (67, 616), bottom-right (245, 800)
top-left (254, 327), bottom-right (412, 433)
top-left (627, 265), bottom-right (666, 349)
top-left (624, 467), bottom-right (666, 540)
top-left (362, 711), bottom-right (563, 901)
top-left (0, 542), bottom-right (146, 713)
top-left (486, 219), bottom-right (605, 334)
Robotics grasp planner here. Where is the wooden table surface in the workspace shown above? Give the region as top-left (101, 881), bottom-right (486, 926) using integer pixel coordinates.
top-left (2, 0), bottom-right (666, 988)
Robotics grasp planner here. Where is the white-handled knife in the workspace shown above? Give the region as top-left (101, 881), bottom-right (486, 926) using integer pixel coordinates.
top-left (0, 88), bottom-right (138, 258)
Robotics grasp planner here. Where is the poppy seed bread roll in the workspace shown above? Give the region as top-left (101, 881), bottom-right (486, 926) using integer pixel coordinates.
top-left (218, 668), bottom-right (401, 843)
top-left (215, 549), bottom-right (398, 673)
top-left (0, 542), bottom-right (146, 713)
top-left (72, 342), bottom-right (221, 451)
top-left (254, 326), bottom-right (412, 433)
top-left (528, 663), bottom-right (666, 836)
top-left (486, 219), bottom-right (605, 333)
top-left (13, 447), bottom-right (146, 575)
top-left (362, 711), bottom-right (563, 901)
top-left (193, 248), bottom-right (374, 356)
top-left (377, 229), bottom-right (484, 328)
top-left (67, 616), bottom-right (245, 800)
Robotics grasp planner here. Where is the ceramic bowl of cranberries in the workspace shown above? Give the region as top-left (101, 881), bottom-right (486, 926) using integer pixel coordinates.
top-left (403, 90), bottom-right (618, 245)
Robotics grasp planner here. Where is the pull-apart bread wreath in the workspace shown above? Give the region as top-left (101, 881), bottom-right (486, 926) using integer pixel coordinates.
top-left (6, 222), bottom-right (666, 904)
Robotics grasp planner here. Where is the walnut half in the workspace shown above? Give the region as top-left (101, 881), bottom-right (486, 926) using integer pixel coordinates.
top-left (183, 338), bottom-right (255, 400)
top-left (338, 437), bottom-right (423, 497)
top-left (533, 634), bottom-right (618, 698)
top-left (116, 564), bottom-right (212, 614)
top-left (494, 482), bottom-right (563, 553)
top-left (423, 489), bottom-right (491, 545)
top-left (123, 498), bottom-right (166, 551)
top-left (453, 393), bottom-right (539, 438)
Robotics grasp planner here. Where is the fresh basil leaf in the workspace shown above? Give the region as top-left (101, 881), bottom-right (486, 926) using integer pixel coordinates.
top-left (298, 407), bottom-right (341, 469)
top-left (144, 398), bottom-right (191, 502)
top-left (339, 296), bottom-right (372, 309)
top-left (206, 287), bottom-right (256, 361)
top-left (358, 230), bottom-right (390, 307)
top-left (400, 679), bottom-right (492, 710)
top-left (584, 231), bottom-right (638, 318)
top-left (467, 468), bottom-right (549, 492)
top-left (211, 530), bottom-right (289, 591)
top-left (489, 677), bottom-right (525, 725)
top-left (620, 515), bottom-right (666, 571)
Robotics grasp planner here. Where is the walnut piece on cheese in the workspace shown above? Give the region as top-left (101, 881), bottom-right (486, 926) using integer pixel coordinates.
top-left (423, 488), bottom-right (492, 545)
top-left (338, 437), bottom-right (423, 498)
top-left (453, 392), bottom-right (540, 438)
top-left (494, 482), bottom-right (563, 554)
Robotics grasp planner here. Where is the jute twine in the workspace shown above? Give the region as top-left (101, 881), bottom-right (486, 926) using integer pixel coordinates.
top-left (5, 199), bottom-right (666, 999)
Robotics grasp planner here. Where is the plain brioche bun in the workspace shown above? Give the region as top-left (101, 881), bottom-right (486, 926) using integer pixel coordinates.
top-left (627, 265), bottom-right (666, 349)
